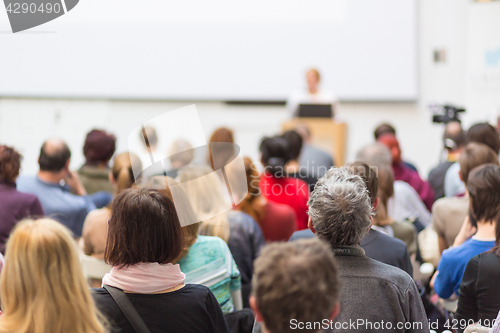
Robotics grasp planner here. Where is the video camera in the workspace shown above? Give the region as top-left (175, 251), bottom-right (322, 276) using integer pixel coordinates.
top-left (430, 104), bottom-right (466, 124)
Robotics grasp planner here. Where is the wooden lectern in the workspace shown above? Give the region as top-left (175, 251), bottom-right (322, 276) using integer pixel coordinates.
top-left (282, 118), bottom-right (347, 167)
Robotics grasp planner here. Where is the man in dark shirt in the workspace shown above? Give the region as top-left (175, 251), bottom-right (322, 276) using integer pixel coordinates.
top-left (428, 121), bottom-right (466, 201)
top-left (289, 161), bottom-right (413, 277)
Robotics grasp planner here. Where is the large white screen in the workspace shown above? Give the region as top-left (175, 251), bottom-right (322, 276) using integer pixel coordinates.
top-left (0, 0), bottom-right (417, 101)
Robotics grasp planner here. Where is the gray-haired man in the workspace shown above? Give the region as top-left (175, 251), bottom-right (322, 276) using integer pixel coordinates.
top-left (253, 167), bottom-right (428, 333)
top-left (307, 167), bottom-right (428, 332)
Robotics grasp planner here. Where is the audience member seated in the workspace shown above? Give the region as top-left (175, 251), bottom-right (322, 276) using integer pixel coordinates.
top-left (431, 163), bottom-right (498, 300)
top-left (236, 157), bottom-right (296, 242)
top-left (178, 166), bottom-right (265, 306)
top-left (208, 127), bottom-right (236, 170)
top-left (444, 122), bottom-right (500, 197)
top-left (82, 152), bottom-right (142, 259)
top-left (455, 164), bottom-right (500, 331)
top-left (94, 188), bottom-right (229, 333)
top-left (0, 218), bottom-right (105, 333)
top-left (177, 222), bottom-right (243, 313)
top-left (432, 143), bottom-right (500, 254)
top-left (78, 129), bottom-right (116, 196)
top-left (290, 161), bottom-right (413, 277)
top-left (259, 136), bottom-right (309, 230)
top-left (375, 165), bottom-right (417, 256)
top-left (374, 123), bottom-right (418, 171)
top-left (428, 121), bottom-right (466, 200)
top-left (378, 133), bottom-right (435, 211)
top-left (306, 167), bottom-right (428, 331)
top-left (295, 124), bottom-right (334, 177)
top-left (250, 239), bottom-right (340, 333)
top-left (165, 139), bottom-right (194, 179)
top-left (17, 139), bottom-right (96, 237)
top-left (281, 130), bottom-right (317, 192)
top-left (356, 143), bottom-right (431, 226)
top-left (0, 145), bottom-right (44, 253)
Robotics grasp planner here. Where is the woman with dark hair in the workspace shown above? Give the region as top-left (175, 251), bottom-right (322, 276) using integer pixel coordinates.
top-left (82, 152), bottom-right (142, 261)
top-left (93, 187), bottom-right (229, 333)
top-left (78, 129), bottom-right (116, 195)
top-left (455, 164), bottom-right (500, 330)
top-left (259, 136), bottom-right (309, 230)
top-left (0, 145), bottom-right (44, 253)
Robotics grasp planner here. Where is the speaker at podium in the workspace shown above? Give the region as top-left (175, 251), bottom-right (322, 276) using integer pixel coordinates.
top-left (282, 114), bottom-right (347, 169)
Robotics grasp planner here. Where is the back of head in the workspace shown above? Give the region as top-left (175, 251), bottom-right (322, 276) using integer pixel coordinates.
top-left (346, 161), bottom-right (378, 206)
top-left (208, 127), bottom-right (235, 170)
top-left (252, 238), bottom-right (340, 333)
top-left (467, 164), bottom-right (500, 231)
top-left (260, 136), bottom-right (290, 178)
top-left (281, 130), bottom-right (303, 161)
top-left (177, 166), bottom-right (230, 243)
top-left (237, 157), bottom-right (263, 222)
top-left (0, 219), bottom-right (104, 333)
top-left (374, 123), bottom-right (396, 140)
top-left (111, 152), bottom-right (142, 194)
top-left (168, 139), bottom-right (194, 167)
top-left (105, 188), bottom-right (182, 266)
top-left (308, 167), bottom-right (372, 247)
top-left (373, 165), bottom-right (395, 227)
top-left (468, 123), bottom-right (500, 155)
top-left (377, 134), bottom-right (402, 164)
top-left (141, 126), bottom-right (158, 148)
top-left (356, 143), bottom-right (392, 168)
top-left (147, 176), bottom-right (200, 262)
top-left (38, 139), bottom-right (71, 172)
top-left (0, 145), bottom-right (22, 184)
top-left (458, 142), bottom-right (500, 185)
top-left (443, 121), bottom-right (467, 151)
top-left (83, 129), bottom-right (116, 166)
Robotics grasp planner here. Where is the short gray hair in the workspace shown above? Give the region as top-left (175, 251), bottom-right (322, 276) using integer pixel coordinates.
top-left (356, 143), bottom-right (392, 168)
top-left (308, 167), bottom-right (372, 246)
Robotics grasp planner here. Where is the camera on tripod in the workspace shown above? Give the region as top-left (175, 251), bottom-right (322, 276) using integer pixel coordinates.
top-left (430, 104), bottom-right (466, 124)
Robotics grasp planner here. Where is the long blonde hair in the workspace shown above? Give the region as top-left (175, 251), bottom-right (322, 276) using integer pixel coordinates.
top-left (0, 219), bottom-right (106, 333)
top-left (177, 166), bottom-right (230, 243)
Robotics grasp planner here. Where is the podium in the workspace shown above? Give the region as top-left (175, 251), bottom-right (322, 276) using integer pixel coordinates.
top-left (282, 118), bottom-right (347, 167)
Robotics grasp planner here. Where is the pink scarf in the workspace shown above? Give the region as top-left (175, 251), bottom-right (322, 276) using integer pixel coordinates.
top-left (102, 262), bottom-right (185, 293)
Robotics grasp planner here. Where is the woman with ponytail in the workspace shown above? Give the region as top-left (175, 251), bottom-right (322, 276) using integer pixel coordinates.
top-left (259, 136), bottom-right (309, 230)
top-left (178, 166), bottom-right (264, 307)
top-left (0, 145), bottom-right (44, 253)
top-left (82, 152), bottom-right (142, 259)
top-left (374, 165), bottom-right (417, 255)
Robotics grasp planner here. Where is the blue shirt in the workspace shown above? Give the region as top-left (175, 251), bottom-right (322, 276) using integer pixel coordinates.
top-left (16, 176), bottom-right (96, 237)
top-left (434, 238), bottom-right (495, 299)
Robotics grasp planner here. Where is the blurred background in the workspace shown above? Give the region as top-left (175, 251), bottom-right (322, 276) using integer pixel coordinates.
top-left (0, 0), bottom-right (499, 176)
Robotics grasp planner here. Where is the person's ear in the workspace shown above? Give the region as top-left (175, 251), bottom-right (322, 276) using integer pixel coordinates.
top-left (308, 217), bottom-right (316, 234)
top-left (329, 303), bottom-right (341, 321)
top-left (249, 296), bottom-right (264, 323)
top-left (65, 159), bottom-right (70, 170)
top-left (372, 198), bottom-right (380, 211)
top-left (459, 170), bottom-right (464, 182)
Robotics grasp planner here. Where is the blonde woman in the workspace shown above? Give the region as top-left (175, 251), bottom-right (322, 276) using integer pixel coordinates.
top-left (178, 166), bottom-right (265, 307)
top-left (0, 218), bottom-right (105, 333)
